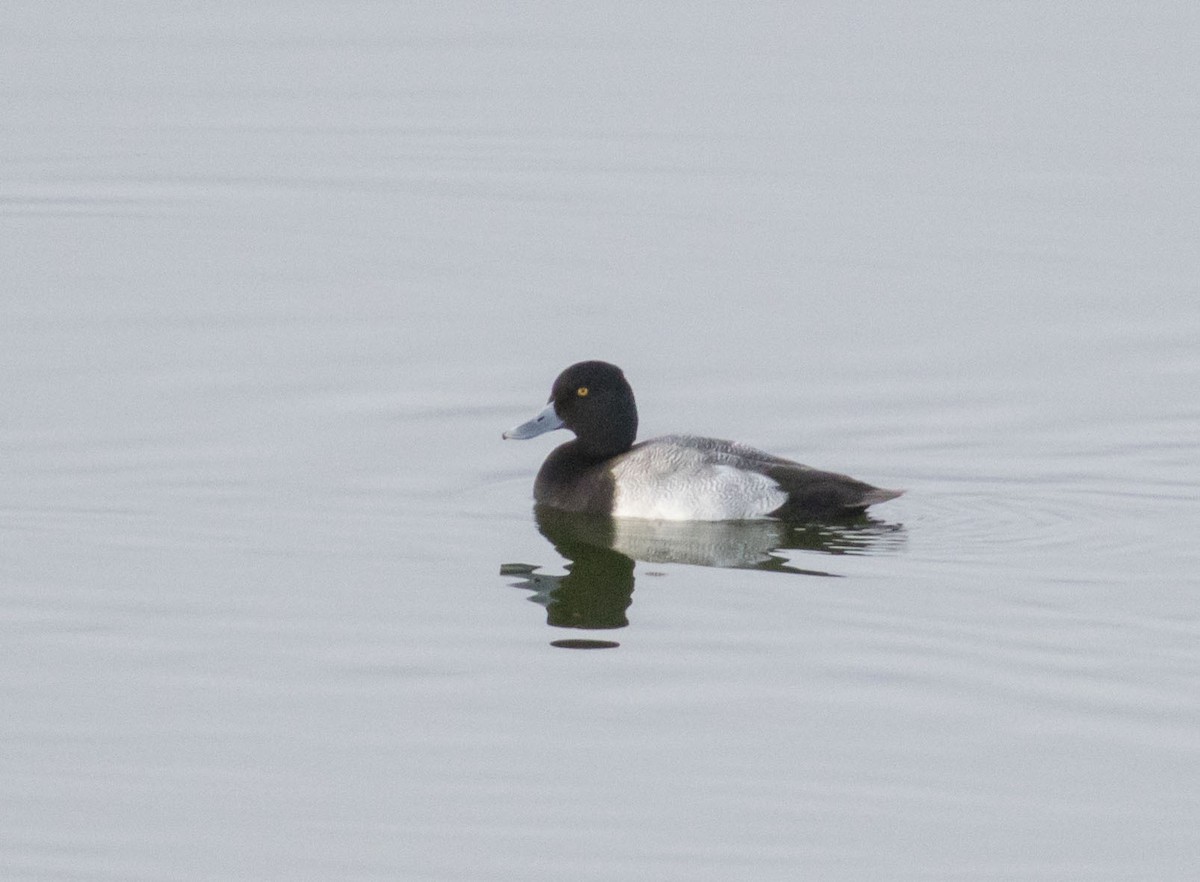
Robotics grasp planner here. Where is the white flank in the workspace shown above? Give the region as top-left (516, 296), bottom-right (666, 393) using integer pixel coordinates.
top-left (609, 439), bottom-right (787, 521)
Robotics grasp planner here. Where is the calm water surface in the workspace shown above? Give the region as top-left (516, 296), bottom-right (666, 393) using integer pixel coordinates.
top-left (3, 4), bottom-right (1199, 880)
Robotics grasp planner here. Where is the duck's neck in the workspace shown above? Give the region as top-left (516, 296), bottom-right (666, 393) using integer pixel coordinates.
top-left (578, 410), bottom-right (636, 460)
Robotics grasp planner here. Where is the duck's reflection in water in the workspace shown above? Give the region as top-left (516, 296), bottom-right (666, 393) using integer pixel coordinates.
top-left (501, 506), bottom-right (904, 648)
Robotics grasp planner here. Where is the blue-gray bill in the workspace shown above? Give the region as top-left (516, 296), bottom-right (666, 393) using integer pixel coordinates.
top-left (503, 402), bottom-right (564, 440)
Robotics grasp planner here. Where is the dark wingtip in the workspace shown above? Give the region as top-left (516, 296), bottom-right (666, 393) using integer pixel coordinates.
top-left (854, 487), bottom-right (903, 507)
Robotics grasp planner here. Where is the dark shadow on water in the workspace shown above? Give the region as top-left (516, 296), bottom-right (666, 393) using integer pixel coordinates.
top-left (500, 505), bottom-right (905, 649)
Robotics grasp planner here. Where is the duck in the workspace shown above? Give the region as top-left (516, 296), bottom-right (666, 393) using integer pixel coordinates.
top-left (503, 361), bottom-right (902, 521)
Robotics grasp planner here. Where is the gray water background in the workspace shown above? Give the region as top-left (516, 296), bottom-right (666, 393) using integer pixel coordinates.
top-left (4, 3), bottom-right (1199, 879)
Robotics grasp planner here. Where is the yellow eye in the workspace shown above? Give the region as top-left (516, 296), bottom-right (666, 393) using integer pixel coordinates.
top-left (577, 386), bottom-right (589, 397)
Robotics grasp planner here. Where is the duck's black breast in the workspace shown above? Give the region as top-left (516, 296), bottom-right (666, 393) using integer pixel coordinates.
top-left (533, 440), bottom-right (618, 515)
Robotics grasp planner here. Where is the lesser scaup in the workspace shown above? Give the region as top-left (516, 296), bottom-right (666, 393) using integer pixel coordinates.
top-left (503, 361), bottom-right (902, 521)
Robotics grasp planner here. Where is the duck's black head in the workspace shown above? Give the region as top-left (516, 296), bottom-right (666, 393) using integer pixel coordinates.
top-left (503, 361), bottom-right (638, 460)
top-left (548, 361), bottom-right (638, 457)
